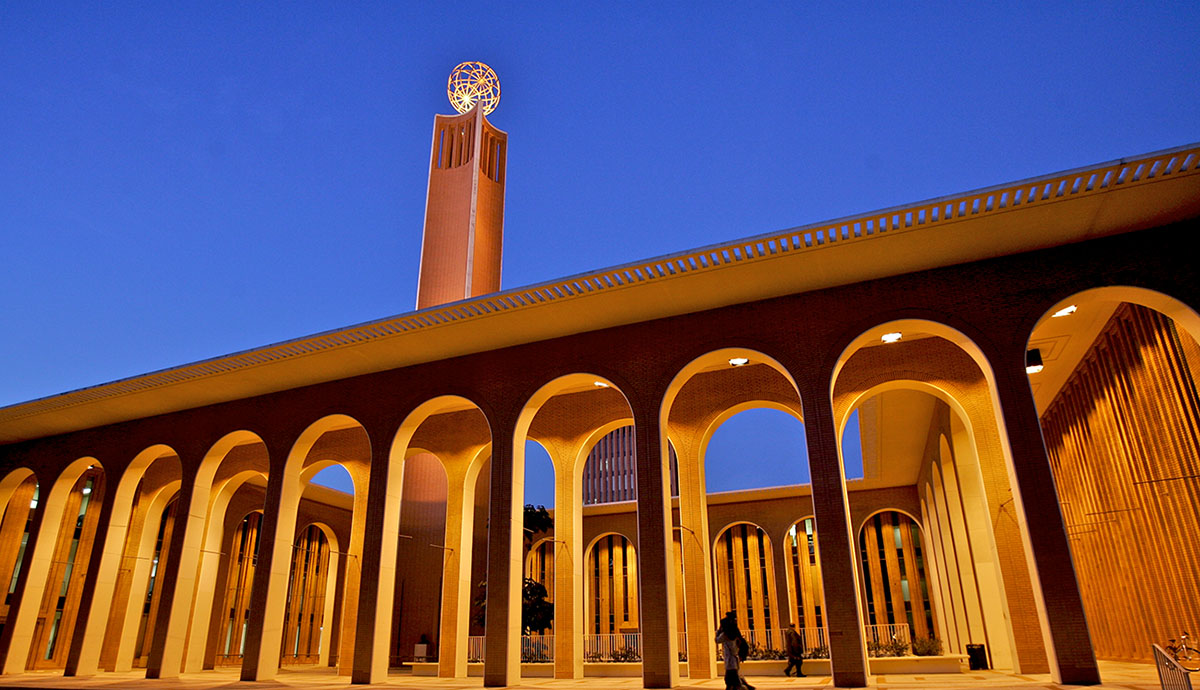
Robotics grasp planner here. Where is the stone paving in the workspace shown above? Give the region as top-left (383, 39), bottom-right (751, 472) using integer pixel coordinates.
top-left (0, 661), bottom-right (1191, 690)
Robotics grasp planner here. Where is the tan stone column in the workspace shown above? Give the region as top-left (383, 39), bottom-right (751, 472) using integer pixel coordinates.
top-left (631, 404), bottom-right (679, 689)
top-left (438, 463), bottom-right (478, 678)
top-left (552, 447), bottom-right (583, 679)
top-left (350, 440), bottom-right (397, 684)
top-left (0, 490), bottom-right (49, 675)
top-left (797, 377), bottom-right (868, 687)
top-left (483, 423), bottom-right (521, 687)
top-left (773, 531), bottom-right (795, 634)
top-left (183, 478), bottom-right (245, 672)
top-left (987, 343), bottom-right (1099, 685)
top-left (671, 437), bottom-right (717, 679)
top-left (336, 484), bottom-right (368, 675)
top-left (239, 454), bottom-right (301, 681)
top-left (112, 490), bottom-right (174, 672)
top-left (61, 475), bottom-right (120, 676)
top-left (144, 478), bottom-right (201, 679)
top-left (142, 472), bottom-right (213, 676)
top-left (0, 461), bottom-right (89, 675)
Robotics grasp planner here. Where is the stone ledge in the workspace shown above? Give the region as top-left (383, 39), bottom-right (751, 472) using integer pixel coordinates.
top-left (718, 655), bottom-right (967, 675)
top-left (410, 661), bottom-right (692, 677)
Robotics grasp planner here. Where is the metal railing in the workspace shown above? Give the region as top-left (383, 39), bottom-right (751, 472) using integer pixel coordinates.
top-left (729, 624), bottom-right (907, 657)
top-left (864, 622), bottom-right (910, 653)
top-left (522, 633), bottom-right (554, 662)
top-left (739, 627), bottom-right (783, 652)
top-left (6, 144), bottom-right (1196, 425)
top-left (467, 635), bottom-right (485, 663)
top-left (584, 632), bottom-right (642, 661)
top-left (1152, 643), bottom-right (1194, 690)
top-left (465, 624), bottom-right (912, 663)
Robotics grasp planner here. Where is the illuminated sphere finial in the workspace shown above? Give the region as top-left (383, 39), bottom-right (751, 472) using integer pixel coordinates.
top-left (447, 61), bottom-right (501, 115)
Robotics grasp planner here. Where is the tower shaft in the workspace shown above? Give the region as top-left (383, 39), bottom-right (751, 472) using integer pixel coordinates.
top-left (416, 107), bottom-right (507, 309)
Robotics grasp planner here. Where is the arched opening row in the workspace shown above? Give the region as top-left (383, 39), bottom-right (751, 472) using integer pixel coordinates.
top-left (0, 287), bottom-right (1194, 686)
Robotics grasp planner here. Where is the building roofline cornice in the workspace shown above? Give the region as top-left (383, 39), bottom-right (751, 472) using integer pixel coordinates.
top-left (2, 143), bottom-right (1199, 444)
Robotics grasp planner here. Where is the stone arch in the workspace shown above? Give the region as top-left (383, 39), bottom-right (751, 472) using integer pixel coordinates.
top-left (831, 317), bottom-right (998, 397)
top-left (359, 395), bottom-right (490, 681)
top-left (515, 373), bottom-right (636, 678)
top-left (0, 467), bottom-right (36, 519)
top-left (700, 400), bottom-right (804, 458)
top-left (212, 508), bottom-right (265, 666)
top-left (582, 531), bottom-right (639, 639)
top-left (117, 481), bottom-right (181, 669)
top-left (710, 520), bottom-right (780, 644)
top-left (854, 508), bottom-right (937, 643)
top-left (830, 327), bottom-right (1028, 671)
top-left (0, 467), bottom-right (37, 577)
top-left (281, 521), bottom-right (340, 667)
top-left (524, 536), bottom-right (556, 589)
top-left (1030, 285), bottom-right (1200, 348)
top-left (245, 413), bottom-right (371, 680)
top-left (575, 419), bottom-right (633, 479)
top-left (2, 456), bottom-right (103, 673)
top-left (856, 507), bottom-right (923, 536)
top-left (0, 468), bottom-right (38, 660)
top-left (181, 431), bottom-right (269, 674)
top-left (781, 516), bottom-right (823, 634)
top-left (70, 445), bottom-right (181, 674)
top-left (660, 346), bottom-right (804, 679)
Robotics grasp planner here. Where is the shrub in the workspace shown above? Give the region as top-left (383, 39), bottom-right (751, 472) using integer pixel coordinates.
top-left (804, 645), bottom-right (829, 659)
top-left (911, 636), bottom-right (943, 657)
top-left (610, 646), bottom-right (642, 662)
top-left (521, 640), bottom-right (551, 663)
top-left (746, 643), bottom-right (786, 660)
top-left (867, 638), bottom-right (909, 657)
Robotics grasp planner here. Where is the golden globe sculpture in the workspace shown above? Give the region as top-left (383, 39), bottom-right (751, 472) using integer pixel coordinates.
top-left (447, 61), bottom-right (501, 116)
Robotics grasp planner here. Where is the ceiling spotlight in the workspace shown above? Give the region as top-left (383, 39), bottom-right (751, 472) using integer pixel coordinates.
top-left (1051, 305), bottom-right (1078, 318)
top-left (881, 332), bottom-right (902, 344)
top-left (593, 381), bottom-right (609, 388)
top-left (1026, 348), bottom-right (1044, 374)
top-left (728, 357), bottom-right (749, 366)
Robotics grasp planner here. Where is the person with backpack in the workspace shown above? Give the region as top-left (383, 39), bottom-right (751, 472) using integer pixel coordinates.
top-left (715, 611), bottom-right (756, 690)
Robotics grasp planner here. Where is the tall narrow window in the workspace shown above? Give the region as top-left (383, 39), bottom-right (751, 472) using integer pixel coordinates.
top-left (857, 511), bottom-right (937, 641)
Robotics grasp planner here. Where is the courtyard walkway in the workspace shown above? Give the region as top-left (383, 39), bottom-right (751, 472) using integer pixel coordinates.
top-left (0, 661), bottom-right (1191, 690)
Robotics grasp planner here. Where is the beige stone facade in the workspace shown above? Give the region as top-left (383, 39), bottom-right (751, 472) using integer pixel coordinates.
top-left (0, 108), bottom-right (1197, 690)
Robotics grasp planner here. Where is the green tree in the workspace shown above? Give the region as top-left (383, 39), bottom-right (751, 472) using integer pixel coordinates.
top-left (522, 578), bottom-right (554, 634)
top-left (469, 504), bottom-right (556, 631)
top-left (523, 504), bottom-right (553, 546)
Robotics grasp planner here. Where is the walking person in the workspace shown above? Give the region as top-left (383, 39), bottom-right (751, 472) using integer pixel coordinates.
top-left (783, 624), bottom-right (806, 677)
top-left (716, 612), bottom-right (740, 690)
top-left (715, 611), bottom-right (755, 690)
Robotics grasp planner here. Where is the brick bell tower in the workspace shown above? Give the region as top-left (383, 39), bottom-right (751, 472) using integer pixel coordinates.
top-left (416, 62), bottom-right (507, 309)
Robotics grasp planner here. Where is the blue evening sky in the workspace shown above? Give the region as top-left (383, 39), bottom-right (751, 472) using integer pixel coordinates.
top-left (2, 4), bottom-right (1196, 499)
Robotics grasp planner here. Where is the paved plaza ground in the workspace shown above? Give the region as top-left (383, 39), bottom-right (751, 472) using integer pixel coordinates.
top-left (0, 661), bottom-right (1191, 690)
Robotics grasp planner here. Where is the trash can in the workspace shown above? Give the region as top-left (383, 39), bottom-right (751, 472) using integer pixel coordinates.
top-left (966, 643), bottom-right (989, 670)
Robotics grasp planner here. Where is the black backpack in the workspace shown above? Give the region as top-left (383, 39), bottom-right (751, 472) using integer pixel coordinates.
top-left (737, 636), bottom-right (749, 661)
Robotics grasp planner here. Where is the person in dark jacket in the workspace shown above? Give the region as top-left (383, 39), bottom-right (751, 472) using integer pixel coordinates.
top-left (783, 624), bottom-right (806, 677)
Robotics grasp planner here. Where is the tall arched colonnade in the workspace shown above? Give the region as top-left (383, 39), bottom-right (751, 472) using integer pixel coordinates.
top-left (1, 147), bottom-right (1198, 688)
